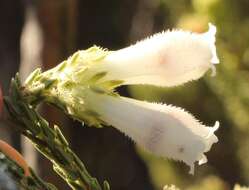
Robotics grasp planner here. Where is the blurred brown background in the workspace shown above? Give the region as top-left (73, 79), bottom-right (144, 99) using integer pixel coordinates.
top-left (1, 0), bottom-right (249, 190)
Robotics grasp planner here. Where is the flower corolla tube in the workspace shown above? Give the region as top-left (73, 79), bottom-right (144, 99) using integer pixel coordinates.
top-left (24, 23), bottom-right (220, 174)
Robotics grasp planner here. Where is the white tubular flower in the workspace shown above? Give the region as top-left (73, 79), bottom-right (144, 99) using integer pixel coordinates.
top-left (24, 23), bottom-right (220, 174)
top-left (85, 90), bottom-right (219, 174)
top-left (93, 23), bottom-right (219, 86)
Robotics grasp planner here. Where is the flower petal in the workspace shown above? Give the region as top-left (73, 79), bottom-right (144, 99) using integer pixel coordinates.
top-left (94, 23), bottom-right (219, 87)
top-left (85, 90), bottom-right (219, 174)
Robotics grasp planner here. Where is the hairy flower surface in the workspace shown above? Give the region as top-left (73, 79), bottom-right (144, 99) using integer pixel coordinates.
top-left (89, 23), bottom-right (219, 86)
top-left (84, 90), bottom-right (219, 174)
top-left (24, 23), bottom-right (220, 174)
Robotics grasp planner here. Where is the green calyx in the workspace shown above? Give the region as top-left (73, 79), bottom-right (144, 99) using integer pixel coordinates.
top-left (23, 46), bottom-right (124, 127)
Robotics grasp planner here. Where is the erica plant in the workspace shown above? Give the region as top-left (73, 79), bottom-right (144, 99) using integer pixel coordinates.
top-left (0, 23), bottom-right (219, 189)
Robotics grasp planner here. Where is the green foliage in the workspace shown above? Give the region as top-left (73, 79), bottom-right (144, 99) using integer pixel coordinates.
top-left (23, 47), bottom-right (122, 127)
top-left (3, 74), bottom-right (110, 190)
top-left (0, 151), bottom-right (56, 190)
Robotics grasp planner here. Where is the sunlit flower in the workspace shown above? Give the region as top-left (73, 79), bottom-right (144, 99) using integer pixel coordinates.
top-left (84, 90), bottom-right (219, 174)
top-left (87, 23), bottom-right (219, 87)
top-left (24, 23), bottom-right (220, 174)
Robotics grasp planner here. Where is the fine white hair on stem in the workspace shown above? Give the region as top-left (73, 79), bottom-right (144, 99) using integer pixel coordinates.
top-left (85, 90), bottom-right (219, 174)
top-left (88, 23), bottom-right (219, 87)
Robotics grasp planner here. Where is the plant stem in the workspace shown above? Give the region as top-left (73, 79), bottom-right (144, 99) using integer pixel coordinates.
top-left (4, 74), bottom-right (110, 190)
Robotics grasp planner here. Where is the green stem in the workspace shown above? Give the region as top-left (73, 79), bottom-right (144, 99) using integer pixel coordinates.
top-left (4, 74), bottom-right (110, 190)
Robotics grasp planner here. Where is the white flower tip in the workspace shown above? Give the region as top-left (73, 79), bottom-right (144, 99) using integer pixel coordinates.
top-left (211, 121), bottom-right (220, 144)
top-left (207, 23), bottom-right (220, 65)
top-left (208, 121), bottom-right (220, 138)
top-left (204, 121), bottom-right (219, 153)
top-left (189, 154), bottom-right (208, 174)
top-left (188, 121), bottom-right (219, 175)
top-left (213, 121), bottom-right (220, 131)
top-left (188, 155), bottom-right (207, 175)
top-left (199, 155), bottom-right (208, 165)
